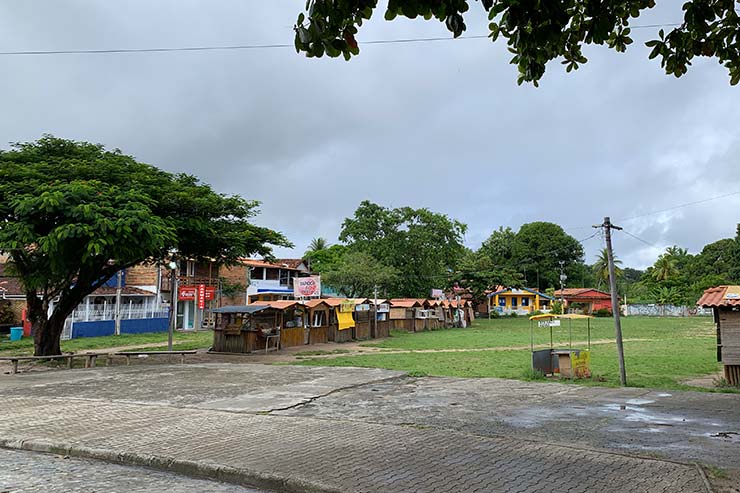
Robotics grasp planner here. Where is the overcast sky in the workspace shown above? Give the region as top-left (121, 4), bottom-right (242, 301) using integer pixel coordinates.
top-left (1, 1), bottom-right (738, 269)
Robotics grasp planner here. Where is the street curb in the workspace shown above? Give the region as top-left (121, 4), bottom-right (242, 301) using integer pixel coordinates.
top-left (0, 438), bottom-right (341, 493)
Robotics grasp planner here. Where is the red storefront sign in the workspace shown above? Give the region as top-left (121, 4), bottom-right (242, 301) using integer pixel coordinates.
top-left (179, 285), bottom-right (216, 305)
top-left (178, 286), bottom-right (197, 301)
top-left (198, 284), bottom-right (206, 309)
top-left (203, 286), bottom-right (216, 300)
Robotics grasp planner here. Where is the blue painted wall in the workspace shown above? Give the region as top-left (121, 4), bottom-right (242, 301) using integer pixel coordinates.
top-left (120, 317), bottom-right (169, 334)
top-left (71, 320), bottom-right (115, 338)
top-left (70, 317), bottom-right (169, 338)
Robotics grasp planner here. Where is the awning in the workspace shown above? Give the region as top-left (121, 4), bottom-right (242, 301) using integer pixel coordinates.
top-left (210, 305), bottom-right (270, 314)
top-left (529, 313), bottom-right (594, 321)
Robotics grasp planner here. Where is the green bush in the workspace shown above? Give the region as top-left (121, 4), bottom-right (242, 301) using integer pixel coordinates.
top-left (521, 367), bottom-right (546, 381)
top-left (489, 309), bottom-right (501, 319)
top-left (551, 301), bottom-right (563, 315)
top-left (594, 308), bottom-right (612, 317)
top-left (0, 302), bottom-right (18, 325)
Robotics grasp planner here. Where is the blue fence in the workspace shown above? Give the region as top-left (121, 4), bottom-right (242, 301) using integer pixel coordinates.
top-left (71, 320), bottom-right (115, 338)
top-left (120, 317), bottom-right (169, 334)
top-left (70, 317), bottom-right (169, 339)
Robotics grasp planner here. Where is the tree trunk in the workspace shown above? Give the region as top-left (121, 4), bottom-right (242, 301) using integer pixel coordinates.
top-left (33, 318), bottom-right (64, 356)
top-left (27, 292), bottom-right (72, 357)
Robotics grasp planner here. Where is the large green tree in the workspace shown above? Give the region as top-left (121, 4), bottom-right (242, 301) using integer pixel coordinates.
top-left (479, 226), bottom-right (516, 268)
top-left (449, 249), bottom-right (520, 304)
top-left (322, 251), bottom-right (399, 297)
top-left (339, 201), bottom-right (467, 297)
top-left (294, 0), bottom-right (740, 85)
top-left (0, 136), bottom-right (290, 356)
top-left (509, 222), bottom-right (585, 291)
top-left (304, 244), bottom-right (348, 273)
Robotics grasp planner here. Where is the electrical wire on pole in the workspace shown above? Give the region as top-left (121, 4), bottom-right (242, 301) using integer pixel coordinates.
top-left (594, 217), bottom-right (627, 386)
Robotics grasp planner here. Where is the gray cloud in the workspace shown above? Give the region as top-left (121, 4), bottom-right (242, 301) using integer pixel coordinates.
top-left (1, 1), bottom-right (738, 269)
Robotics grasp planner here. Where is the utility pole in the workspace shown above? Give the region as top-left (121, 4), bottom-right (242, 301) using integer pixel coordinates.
top-left (168, 262), bottom-right (178, 351)
top-left (373, 285), bottom-right (378, 339)
top-left (558, 260), bottom-right (566, 312)
top-left (595, 217), bottom-right (627, 386)
top-left (114, 270), bottom-right (123, 336)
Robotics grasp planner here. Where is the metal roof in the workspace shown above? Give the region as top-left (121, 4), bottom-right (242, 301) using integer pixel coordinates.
top-left (487, 287), bottom-right (555, 300)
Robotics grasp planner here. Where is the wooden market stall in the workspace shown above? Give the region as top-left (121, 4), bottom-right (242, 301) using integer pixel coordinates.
top-left (305, 299), bottom-right (331, 344)
top-left (698, 285), bottom-right (740, 385)
top-left (211, 305), bottom-right (279, 353)
top-left (266, 300), bottom-right (305, 348)
top-left (389, 299), bottom-right (422, 332)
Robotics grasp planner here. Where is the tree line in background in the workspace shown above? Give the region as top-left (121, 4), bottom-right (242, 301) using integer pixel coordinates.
top-left (307, 206), bottom-right (740, 307)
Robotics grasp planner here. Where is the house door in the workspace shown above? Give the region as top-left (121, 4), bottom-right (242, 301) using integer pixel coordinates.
top-left (177, 301), bottom-right (195, 330)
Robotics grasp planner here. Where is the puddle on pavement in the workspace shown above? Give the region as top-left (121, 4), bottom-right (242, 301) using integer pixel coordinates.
top-left (625, 398), bottom-right (655, 406)
top-left (601, 403), bottom-right (688, 427)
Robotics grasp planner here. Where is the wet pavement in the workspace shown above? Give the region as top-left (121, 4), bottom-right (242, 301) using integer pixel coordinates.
top-left (274, 376), bottom-right (740, 469)
top-left (0, 363), bottom-right (737, 491)
top-left (0, 448), bottom-right (264, 492)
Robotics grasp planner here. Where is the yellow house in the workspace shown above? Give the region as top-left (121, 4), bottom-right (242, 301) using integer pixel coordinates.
top-left (488, 287), bottom-right (554, 315)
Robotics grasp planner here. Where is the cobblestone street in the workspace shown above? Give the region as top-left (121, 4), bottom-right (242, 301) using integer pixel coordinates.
top-left (0, 363), bottom-right (735, 492)
top-left (0, 448), bottom-right (262, 492)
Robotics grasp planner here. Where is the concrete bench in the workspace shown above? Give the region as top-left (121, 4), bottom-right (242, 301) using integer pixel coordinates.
top-left (114, 350), bottom-right (198, 366)
top-left (0, 352), bottom-right (111, 374)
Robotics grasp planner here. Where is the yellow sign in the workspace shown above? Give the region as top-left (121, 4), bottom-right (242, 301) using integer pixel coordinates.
top-left (571, 351), bottom-right (591, 379)
top-left (340, 301), bottom-right (355, 313)
top-left (337, 311), bottom-right (355, 331)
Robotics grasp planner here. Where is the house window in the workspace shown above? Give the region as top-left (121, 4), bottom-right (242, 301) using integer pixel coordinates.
top-left (250, 267), bottom-right (264, 281)
top-left (511, 297), bottom-right (518, 307)
top-left (313, 311), bottom-right (325, 327)
top-left (521, 297), bottom-right (529, 307)
top-left (279, 269), bottom-right (290, 285)
top-left (179, 260), bottom-right (195, 277)
top-left (499, 298), bottom-right (506, 307)
top-left (265, 268), bottom-right (279, 281)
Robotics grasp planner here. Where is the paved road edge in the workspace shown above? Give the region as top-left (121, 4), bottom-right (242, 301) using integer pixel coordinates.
top-left (0, 438), bottom-right (340, 493)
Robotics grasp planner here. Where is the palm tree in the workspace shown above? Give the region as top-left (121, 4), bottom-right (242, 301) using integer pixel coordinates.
top-left (305, 237), bottom-right (329, 256)
top-left (593, 248), bottom-right (622, 289)
top-left (652, 254), bottom-right (679, 281)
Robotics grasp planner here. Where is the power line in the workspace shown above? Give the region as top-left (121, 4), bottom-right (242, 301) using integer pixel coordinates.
top-left (0, 23), bottom-right (682, 57)
top-left (620, 229), bottom-right (660, 249)
top-left (617, 190), bottom-right (740, 222)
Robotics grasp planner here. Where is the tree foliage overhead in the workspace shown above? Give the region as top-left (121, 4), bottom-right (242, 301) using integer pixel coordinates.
top-left (294, 0), bottom-right (740, 85)
top-left (339, 200), bottom-right (467, 297)
top-left (0, 136), bottom-right (291, 355)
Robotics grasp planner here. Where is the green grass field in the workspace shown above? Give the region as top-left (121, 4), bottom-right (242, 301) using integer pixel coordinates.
top-left (298, 316), bottom-right (731, 391)
top-left (0, 330), bottom-right (213, 356)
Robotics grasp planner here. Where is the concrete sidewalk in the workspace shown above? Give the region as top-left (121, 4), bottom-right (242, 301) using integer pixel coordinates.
top-left (0, 364), bottom-right (723, 492)
top-left (0, 396), bottom-right (708, 492)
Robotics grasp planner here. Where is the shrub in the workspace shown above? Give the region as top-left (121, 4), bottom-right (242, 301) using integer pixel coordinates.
top-left (522, 367), bottom-right (546, 381)
top-left (551, 301), bottom-right (563, 315)
top-left (489, 309), bottom-right (501, 319)
top-left (594, 308), bottom-right (612, 317)
top-left (0, 302), bottom-right (18, 325)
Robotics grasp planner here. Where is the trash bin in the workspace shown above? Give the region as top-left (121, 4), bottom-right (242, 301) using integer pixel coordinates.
top-left (9, 327), bottom-right (23, 341)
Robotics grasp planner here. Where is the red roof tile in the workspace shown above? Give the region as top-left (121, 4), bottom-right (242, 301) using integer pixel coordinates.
top-left (554, 288), bottom-right (612, 299)
top-left (697, 286), bottom-right (740, 308)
